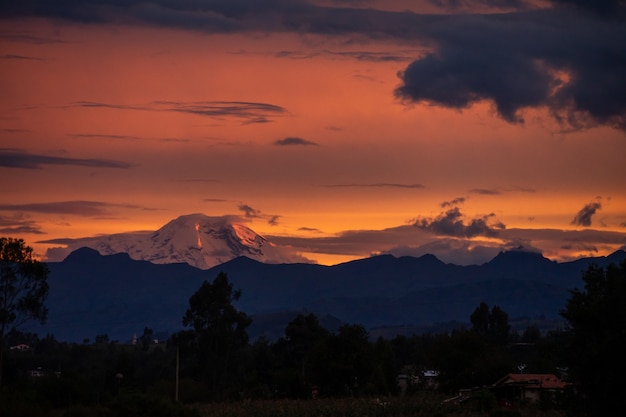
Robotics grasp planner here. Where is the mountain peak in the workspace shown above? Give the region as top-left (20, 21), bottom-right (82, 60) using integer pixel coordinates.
top-left (485, 249), bottom-right (552, 268)
top-left (50, 214), bottom-right (310, 269)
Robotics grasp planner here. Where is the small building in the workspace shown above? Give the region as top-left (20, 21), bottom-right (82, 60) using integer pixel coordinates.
top-left (491, 373), bottom-right (568, 406)
top-left (10, 343), bottom-right (31, 351)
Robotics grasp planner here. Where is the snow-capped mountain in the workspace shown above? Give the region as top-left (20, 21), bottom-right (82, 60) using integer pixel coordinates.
top-left (45, 214), bottom-right (311, 269)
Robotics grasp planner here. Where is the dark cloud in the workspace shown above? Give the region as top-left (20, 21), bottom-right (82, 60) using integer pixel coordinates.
top-left (395, 9), bottom-right (626, 129)
top-left (441, 197), bottom-right (466, 207)
top-left (0, 201), bottom-right (142, 216)
top-left (414, 206), bottom-right (506, 238)
top-left (2, 2), bottom-right (625, 131)
top-left (325, 183), bottom-right (425, 189)
top-left (429, 0), bottom-right (531, 10)
top-left (274, 137), bottom-right (319, 146)
top-left (550, 0), bottom-right (626, 15)
top-left (0, 148), bottom-right (132, 169)
top-left (571, 199), bottom-right (602, 227)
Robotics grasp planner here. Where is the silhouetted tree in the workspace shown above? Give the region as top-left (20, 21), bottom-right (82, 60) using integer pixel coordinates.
top-left (182, 272), bottom-right (251, 397)
top-left (274, 313), bottom-right (330, 397)
top-left (470, 301), bottom-right (510, 344)
top-left (561, 261), bottom-right (626, 416)
top-left (0, 237), bottom-right (49, 386)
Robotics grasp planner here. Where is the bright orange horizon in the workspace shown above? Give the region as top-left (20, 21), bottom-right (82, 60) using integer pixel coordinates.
top-left (1, 1), bottom-right (625, 266)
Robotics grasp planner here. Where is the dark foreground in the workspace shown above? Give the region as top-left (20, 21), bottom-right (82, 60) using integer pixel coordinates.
top-left (1, 391), bottom-right (566, 417)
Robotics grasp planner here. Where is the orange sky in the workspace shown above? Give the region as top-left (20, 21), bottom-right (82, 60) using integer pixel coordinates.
top-left (1, 1), bottom-right (625, 265)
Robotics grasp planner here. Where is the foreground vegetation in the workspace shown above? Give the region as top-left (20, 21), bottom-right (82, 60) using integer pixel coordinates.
top-left (1, 390), bottom-right (567, 417)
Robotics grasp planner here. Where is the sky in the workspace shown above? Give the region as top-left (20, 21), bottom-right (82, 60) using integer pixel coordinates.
top-left (1, 0), bottom-right (625, 266)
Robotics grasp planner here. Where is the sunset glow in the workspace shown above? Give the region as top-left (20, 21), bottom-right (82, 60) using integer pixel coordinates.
top-left (1, 1), bottom-right (625, 266)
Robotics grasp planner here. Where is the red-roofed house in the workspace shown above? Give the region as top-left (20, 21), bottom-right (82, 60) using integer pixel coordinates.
top-left (491, 373), bottom-right (568, 406)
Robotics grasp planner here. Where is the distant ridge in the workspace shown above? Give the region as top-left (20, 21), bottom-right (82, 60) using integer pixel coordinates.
top-left (31, 247), bottom-right (626, 343)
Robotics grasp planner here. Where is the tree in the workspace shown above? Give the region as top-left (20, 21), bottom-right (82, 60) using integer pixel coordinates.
top-left (470, 301), bottom-right (510, 345)
top-left (561, 261), bottom-right (626, 416)
top-left (0, 237), bottom-right (49, 386)
top-left (182, 272), bottom-right (251, 397)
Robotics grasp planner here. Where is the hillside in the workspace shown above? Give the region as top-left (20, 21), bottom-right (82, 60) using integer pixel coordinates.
top-left (26, 248), bottom-right (626, 342)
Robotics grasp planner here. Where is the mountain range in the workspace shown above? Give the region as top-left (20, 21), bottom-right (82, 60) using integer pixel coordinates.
top-left (44, 213), bottom-right (310, 269)
top-left (27, 242), bottom-right (626, 343)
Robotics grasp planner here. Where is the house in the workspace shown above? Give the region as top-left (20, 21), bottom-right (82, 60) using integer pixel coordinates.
top-left (10, 343), bottom-right (31, 351)
top-left (491, 373), bottom-right (568, 406)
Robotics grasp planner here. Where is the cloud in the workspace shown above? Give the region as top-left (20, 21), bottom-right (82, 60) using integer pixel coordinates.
top-left (68, 133), bottom-right (141, 141)
top-left (550, 0), bottom-right (626, 15)
top-left (274, 137), bottom-right (319, 146)
top-left (0, 201), bottom-right (142, 216)
top-left (414, 205), bottom-right (506, 238)
top-left (238, 203), bottom-right (280, 225)
top-left (0, 149), bottom-right (132, 169)
top-left (0, 33), bottom-right (66, 44)
top-left (275, 49), bottom-right (412, 62)
top-left (72, 100), bottom-right (287, 124)
top-left (441, 197), bottom-right (466, 207)
top-left (238, 204), bottom-right (262, 218)
top-left (395, 8), bottom-right (626, 129)
top-left (324, 183), bottom-right (425, 189)
top-left (268, 215), bottom-right (280, 226)
top-left (383, 238), bottom-right (504, 265)
top-left (571, 199), bottom-right (602, 227)
top-left (0, 54), bottom-right (44, 61)
top-left (3, 2), bottom-right (625, 130)
top-left (0, 214), bottom-right (44, 235)
top-left (469, 186), bottom-right (537, 195)
top-left (469, 188), bottom-right (501, 195)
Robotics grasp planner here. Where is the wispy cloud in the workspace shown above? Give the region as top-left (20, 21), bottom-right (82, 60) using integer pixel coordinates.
top-left (274, 49), bottom-right (412, 63)
top-left (68, 133), bottom-right (142, 141)
top-left (571, 198), bottom-right (603, 227)
top-left (274, 137), bottom-right (319, 146)
top-left (0, 54), bottom-right (44, 61)
top-left (0, 214), bottom-right (44, 235)
top-left (324, 183), bottom-right (425, 189)
top-left (0, 33), bottom-right (66, 44)
top-left (0, 201), bottom-right (142, 217)
top-left (441, 197), bottom-right (466, 207)
top-left (469, 186), bottom-right (536, 195)
top-left (469, 188), bottom-right (501, 195)
top-left (238, 203), bottom-right (281, 226)
top-left (0, 148), bottom-right (132, 169)
top-left (71, 100), bottom-right (287, 124)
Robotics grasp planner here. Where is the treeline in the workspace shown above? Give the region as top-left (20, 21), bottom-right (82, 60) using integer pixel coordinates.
top-left (3, 304), bottom-right (564, 405)
top-left (2, 261), bottom-right (625, 417)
